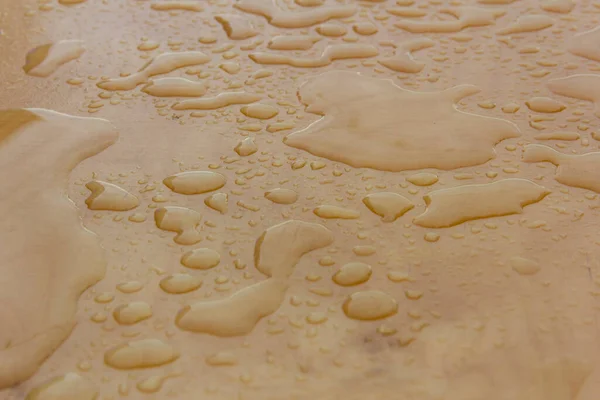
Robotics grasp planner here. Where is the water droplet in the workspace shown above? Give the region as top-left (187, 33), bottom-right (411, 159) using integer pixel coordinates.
top-left (219, 62), bottom-right (241, 74)
top-left (85, 181), bottom-right (139, 211)
top-left (113, 302), bottom-right (152, 325)
top-left (206, 351), bottom-right (238, 366)
top-left (510, 256), bottom-right (541, 275)
top-left (240, 103), bottom-right (279, 119)
top-left (319, 256), bottom-right (335, 266)
top-left (136, 373), bottom-right (180, 394)
top-left (267, 121), bottom-right (295, 133)
top-left (316, 23), bottom-right (347, 37)
top-left (129, 213), bottom-right (147, 223)
top-left (332, 262), bottom-right (372, 286)
top-left (362, 192), bottom-right (414, 222)
top-left (407, 173), bottom-right (438, 186)
top-left (313, 205), bottom-right (360, 219)
top-left (265, 188), bottom-right (298, 204)
top-left (117, 281), bottom-right (144, 294)
top-left (181, 248), bottom-right (220, 269)
top-left (502, 103), bottom-right (520, 113)
top-left (164, 171), bottom-right (226, 195)
top-left (404, 290), bottom-right (423, 300)
top-left (387, 270), bottom-right (411, 283)
top-left (90, 312), bottom-right (107, 323)
top-left (386, 7), bottom-right (426, 17)
top-left (255, 220), bottom-right (334, 277)
top-left (154, 206), bottom-right (203, 245)
top-left (541, 0), bottom-right (574, 13)
top-left (525, 97), bottom-right (565, 113)
top-left (424, 232), bottom-right (440, 243)
top-left (233, 137), bottom-right (257, 157)
top-left (352, 245), bottom-right (376, 256)
top-left (353, 22), bottom-right (378, 35)
top-left (104, 339), bottom-right (179, 369)
top-left (142, 77), bottom-right (208, 97)
top-left (306, 312), bottom-right (328, 324)
top-left (343, 290), bottom-right (398, 321)
top-left (138, 40), bottom-right (160, 51)
top-left (205, 192), bottom-right (228, 214)
top-left (215, 15), bottom-right (258, 39)
top-left (160, 273), bottom-right (202, 294)
top-left (94, 292), bottom-right (114, 303)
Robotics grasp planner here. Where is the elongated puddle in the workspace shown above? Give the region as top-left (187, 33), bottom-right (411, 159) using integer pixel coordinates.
top-left (0, 109), bottom-right (117, 388)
